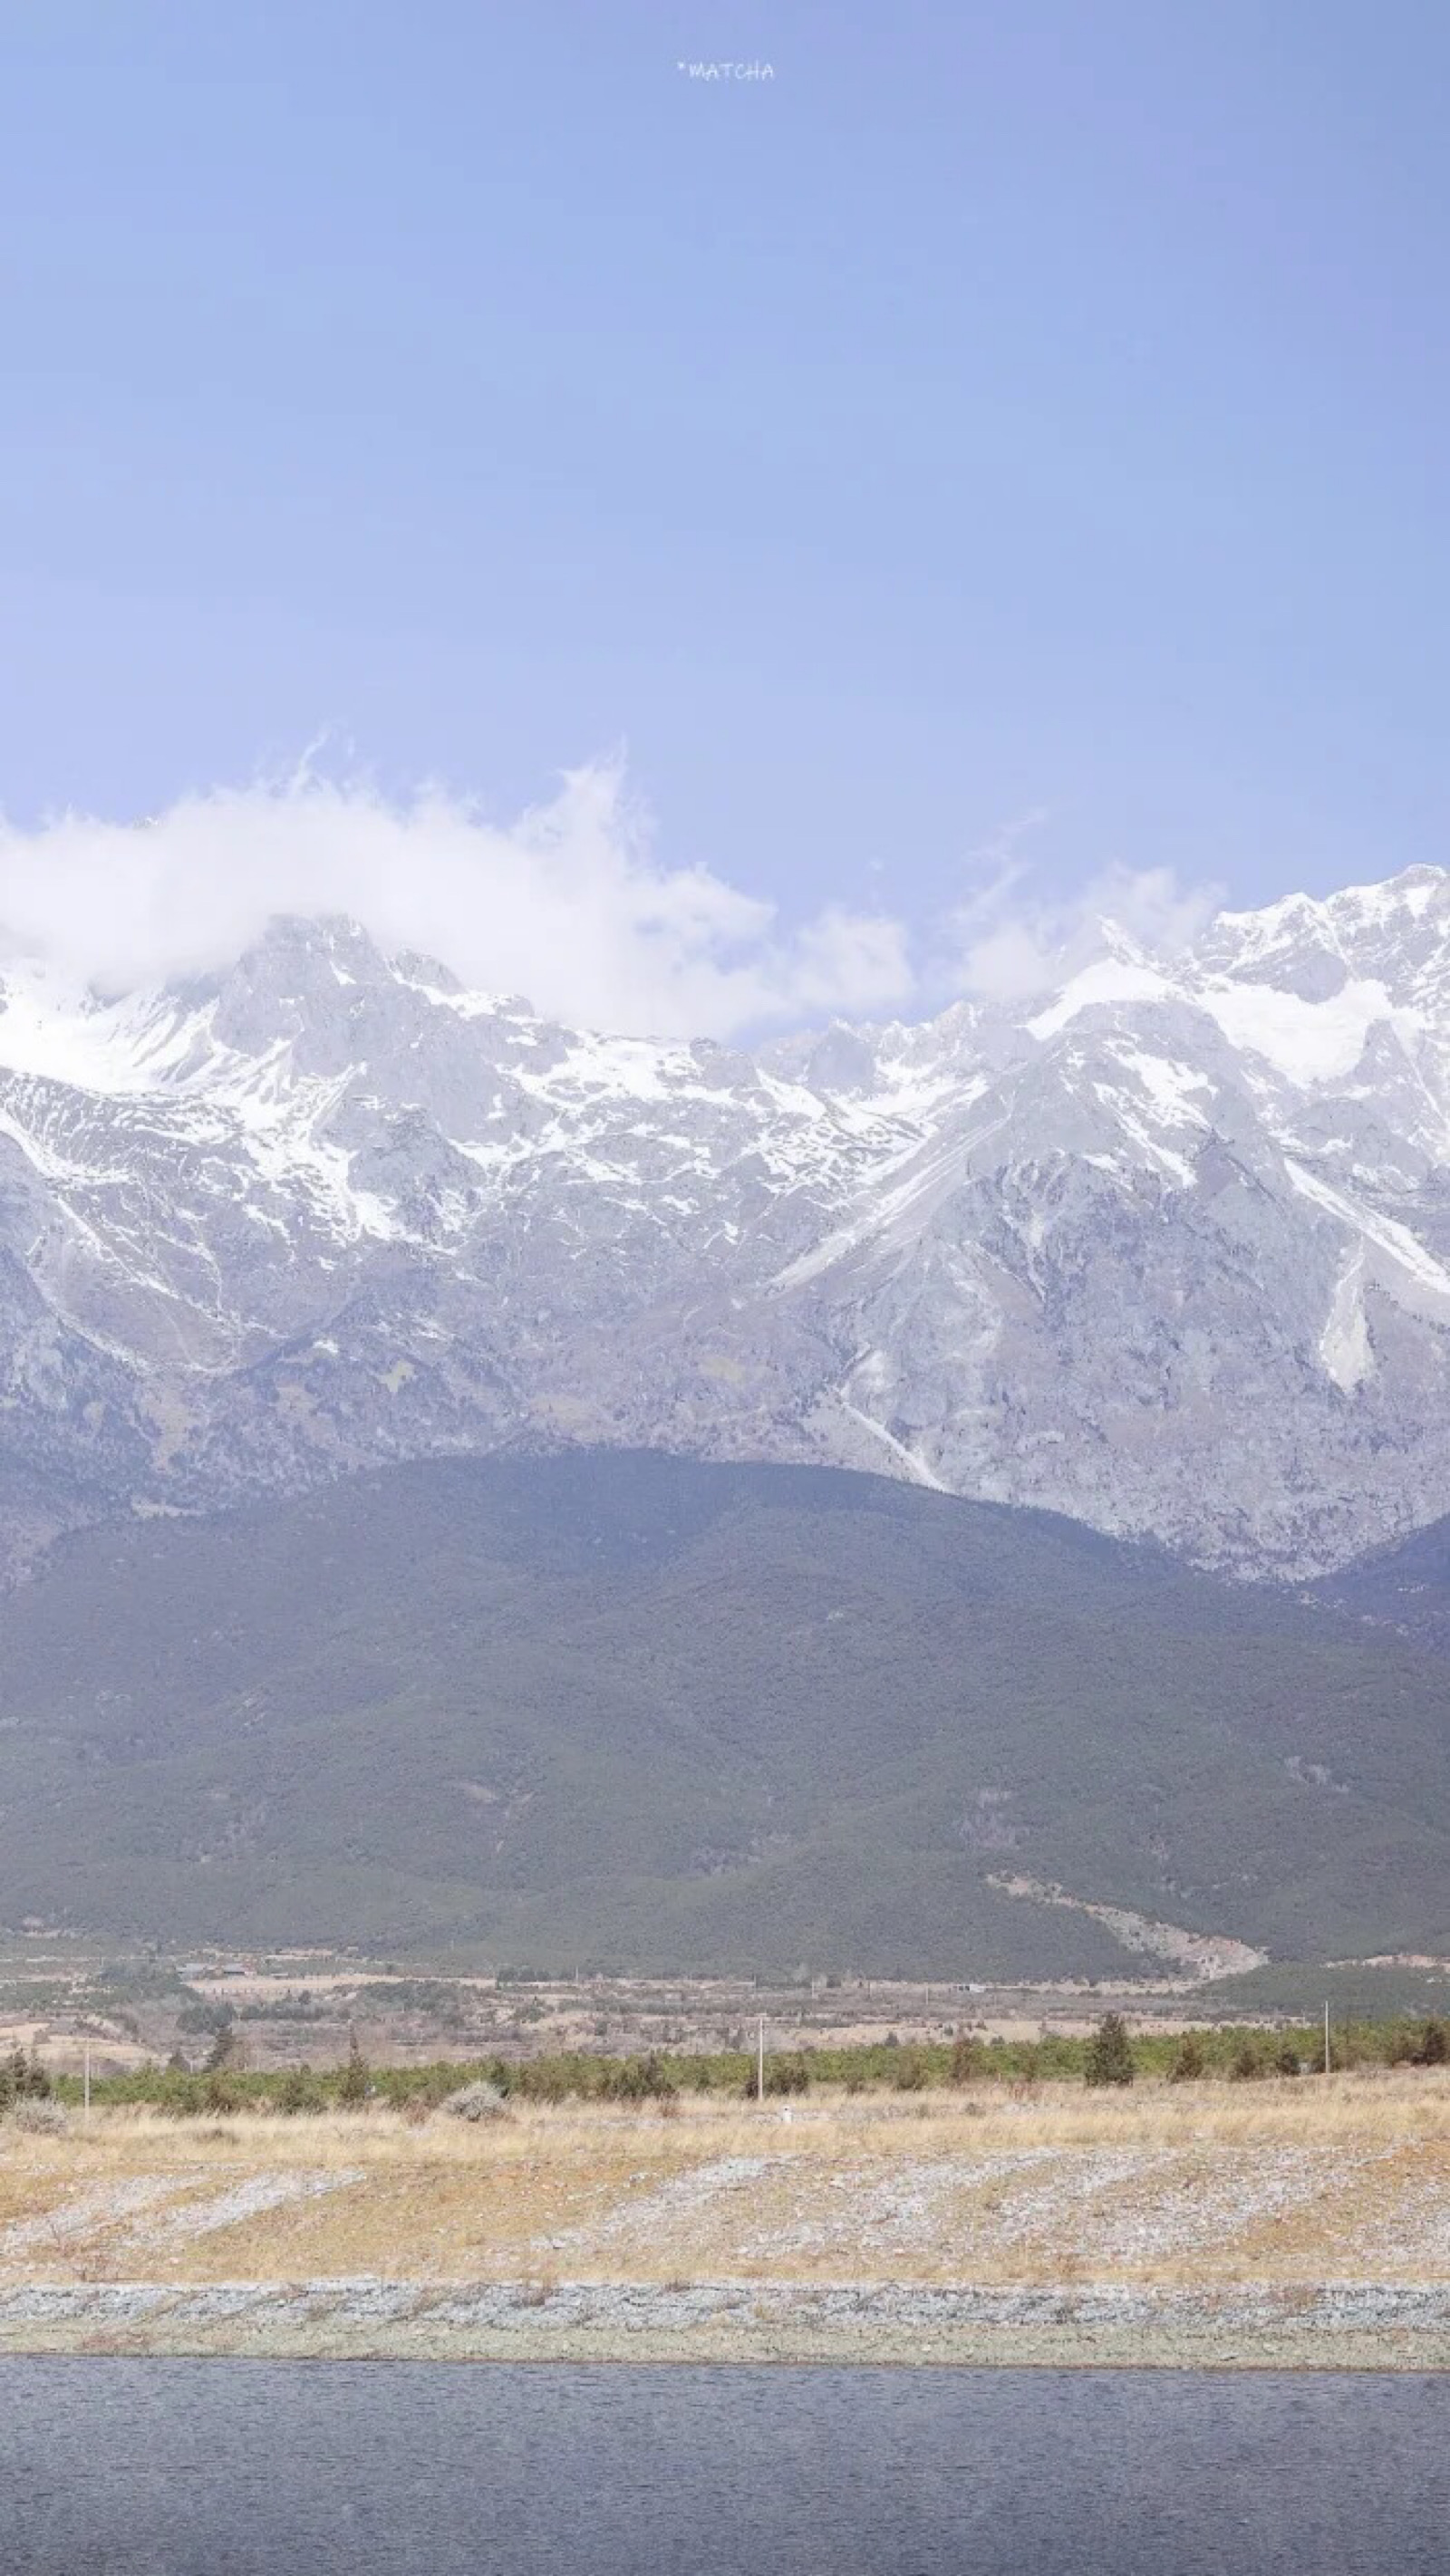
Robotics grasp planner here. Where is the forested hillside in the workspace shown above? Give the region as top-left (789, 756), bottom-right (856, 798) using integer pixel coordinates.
top-left (4, 1452), bottom-right (1449, 1972)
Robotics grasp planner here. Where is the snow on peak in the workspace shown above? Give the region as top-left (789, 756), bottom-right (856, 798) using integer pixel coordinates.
top-left (1027, 958), bottom-right (1175, 1040)
top-left (1014, 870), bottom-right (1450, 1095)
top-left (1194, 976), bottom-right (1417, 1087)
top-left (0, 959), bottom-right (218, 1096)
top-left (1327, 863), bottom-right (1448, 925)
top-left (10, 870), bottom-right (1450, 1577)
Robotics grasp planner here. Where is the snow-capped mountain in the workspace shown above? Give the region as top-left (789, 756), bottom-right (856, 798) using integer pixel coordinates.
top-left (5, 866), bottom-right (1450, 1578)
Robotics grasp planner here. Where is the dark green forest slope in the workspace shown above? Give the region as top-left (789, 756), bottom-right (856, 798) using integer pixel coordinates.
top-left (3, 1452), bottom-right (1448, 1973)
top-left (1316, 1512), bottom-right (1450, 1655)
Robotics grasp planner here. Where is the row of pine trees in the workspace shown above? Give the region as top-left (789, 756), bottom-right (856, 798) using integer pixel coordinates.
top-left (1083, 2010), bottom-right (1449, 2087)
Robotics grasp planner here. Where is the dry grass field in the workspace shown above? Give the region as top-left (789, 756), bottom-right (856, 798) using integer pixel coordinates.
top-left (3, 2075), bottom-right (1449, 2295)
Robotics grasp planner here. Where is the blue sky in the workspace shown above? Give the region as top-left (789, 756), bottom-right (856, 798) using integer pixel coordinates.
top-left (1, 3), bottom-right (1447, 1028)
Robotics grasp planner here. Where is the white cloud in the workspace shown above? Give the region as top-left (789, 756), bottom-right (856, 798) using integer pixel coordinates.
top-left (949, 854), bottom-right (1223, 1006)
top-left (0, 759), bottom-right (915, 1040)
top-left (0, 761), bottom-right (1227, 1039)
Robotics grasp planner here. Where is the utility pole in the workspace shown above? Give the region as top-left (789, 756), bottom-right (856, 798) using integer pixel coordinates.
top-left (757, 2013), bottom-right (765, 2106)
top-left (1323, 2002), bottom-right (1331, 2077)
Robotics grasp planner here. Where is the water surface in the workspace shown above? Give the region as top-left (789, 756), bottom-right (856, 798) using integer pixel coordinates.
top-left (4, 2359), bottom-right (1447, 2573)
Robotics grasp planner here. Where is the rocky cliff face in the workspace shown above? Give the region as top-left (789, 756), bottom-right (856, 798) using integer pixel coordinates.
top-left (5, 867), bottom-right (1450, 1577)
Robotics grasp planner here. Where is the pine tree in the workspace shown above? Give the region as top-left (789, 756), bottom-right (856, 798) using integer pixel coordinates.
top-left (279, 2065), bottom-right (324, 2116)
top-left (1083, 2012), bottom-right (1135, 2088)
top-left (338, 2027), bottom-right (370, 2107)
top-left (950, 2028), bottom-right (983, 2084)
top-left (1418, 2017), bottom-right (1449, 2067)
top-left (1169, 2030), bottom-right (1207, 2082)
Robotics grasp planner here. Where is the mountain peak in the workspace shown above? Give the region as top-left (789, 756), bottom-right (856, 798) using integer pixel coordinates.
top-left (232, 910), bottom-right (392, 981)
top-left (7, 861), bottom-right (1450, 1584)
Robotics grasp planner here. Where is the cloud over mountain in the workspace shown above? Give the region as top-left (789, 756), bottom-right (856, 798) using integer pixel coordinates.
top-left (0, 759), bottom-right (917, 1040)
top-left (3, 855), bottom-right (1450, 1583)
top-left (0, 757), bottom-right (1231, 1040)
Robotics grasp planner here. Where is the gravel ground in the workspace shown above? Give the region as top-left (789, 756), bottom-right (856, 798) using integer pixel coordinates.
top-left (1, 2278), bottom-right (1447, 2369)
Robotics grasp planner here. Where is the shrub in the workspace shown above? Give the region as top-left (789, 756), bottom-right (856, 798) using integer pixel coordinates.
top-left (278, 2067), bottom-right (325, 2117)
top-left (1169, 2031), bottom-right (1207, 2083)
top-left (515, 2060), bottom-right (573, 2106)
top-left (11, 2098), bottom-right (68, 2136)
top-left (766, 2053), bottom-right (811, 2098)
top-left (1083, 2013), bottom-right (1135, 2088)
top-left (440, 2080), bottom-right (510, 2123)
top-left (950, 2030), bottom-right (983, 2084)
top-left (1229, 2039), bottom-right (1265, 2082)
top-left (740, 2050), bottom-right (809, 2101)
top-left (1273, 2041), bottom-right (1301, 2078)
top-left (177, 2001), bottom-right (233, 2037)
top-left (607, 2053), bottom-right (677, 2105)
top-left (1418, 2018), bottom-right (1449, 2068)
top-left (156, 2071), bottom-right (205, 2117)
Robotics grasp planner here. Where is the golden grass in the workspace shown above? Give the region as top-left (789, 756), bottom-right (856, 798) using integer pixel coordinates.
top-left (2, 2074), bottom-right (1448, 2291)
top-left (95, 2068), bottom-right (1450, 2145)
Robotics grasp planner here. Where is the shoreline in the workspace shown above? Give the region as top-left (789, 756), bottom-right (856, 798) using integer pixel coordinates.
top-left (4, 2280), bottom-right (1449, 2370)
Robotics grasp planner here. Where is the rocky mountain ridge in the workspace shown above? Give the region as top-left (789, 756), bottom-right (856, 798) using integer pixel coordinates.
top-left (5, 865), bottom-right (1450, 1576)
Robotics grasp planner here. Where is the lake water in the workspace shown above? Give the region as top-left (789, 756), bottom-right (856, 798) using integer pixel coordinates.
top-left (3, 2358), bottom-right (1447, 2573)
